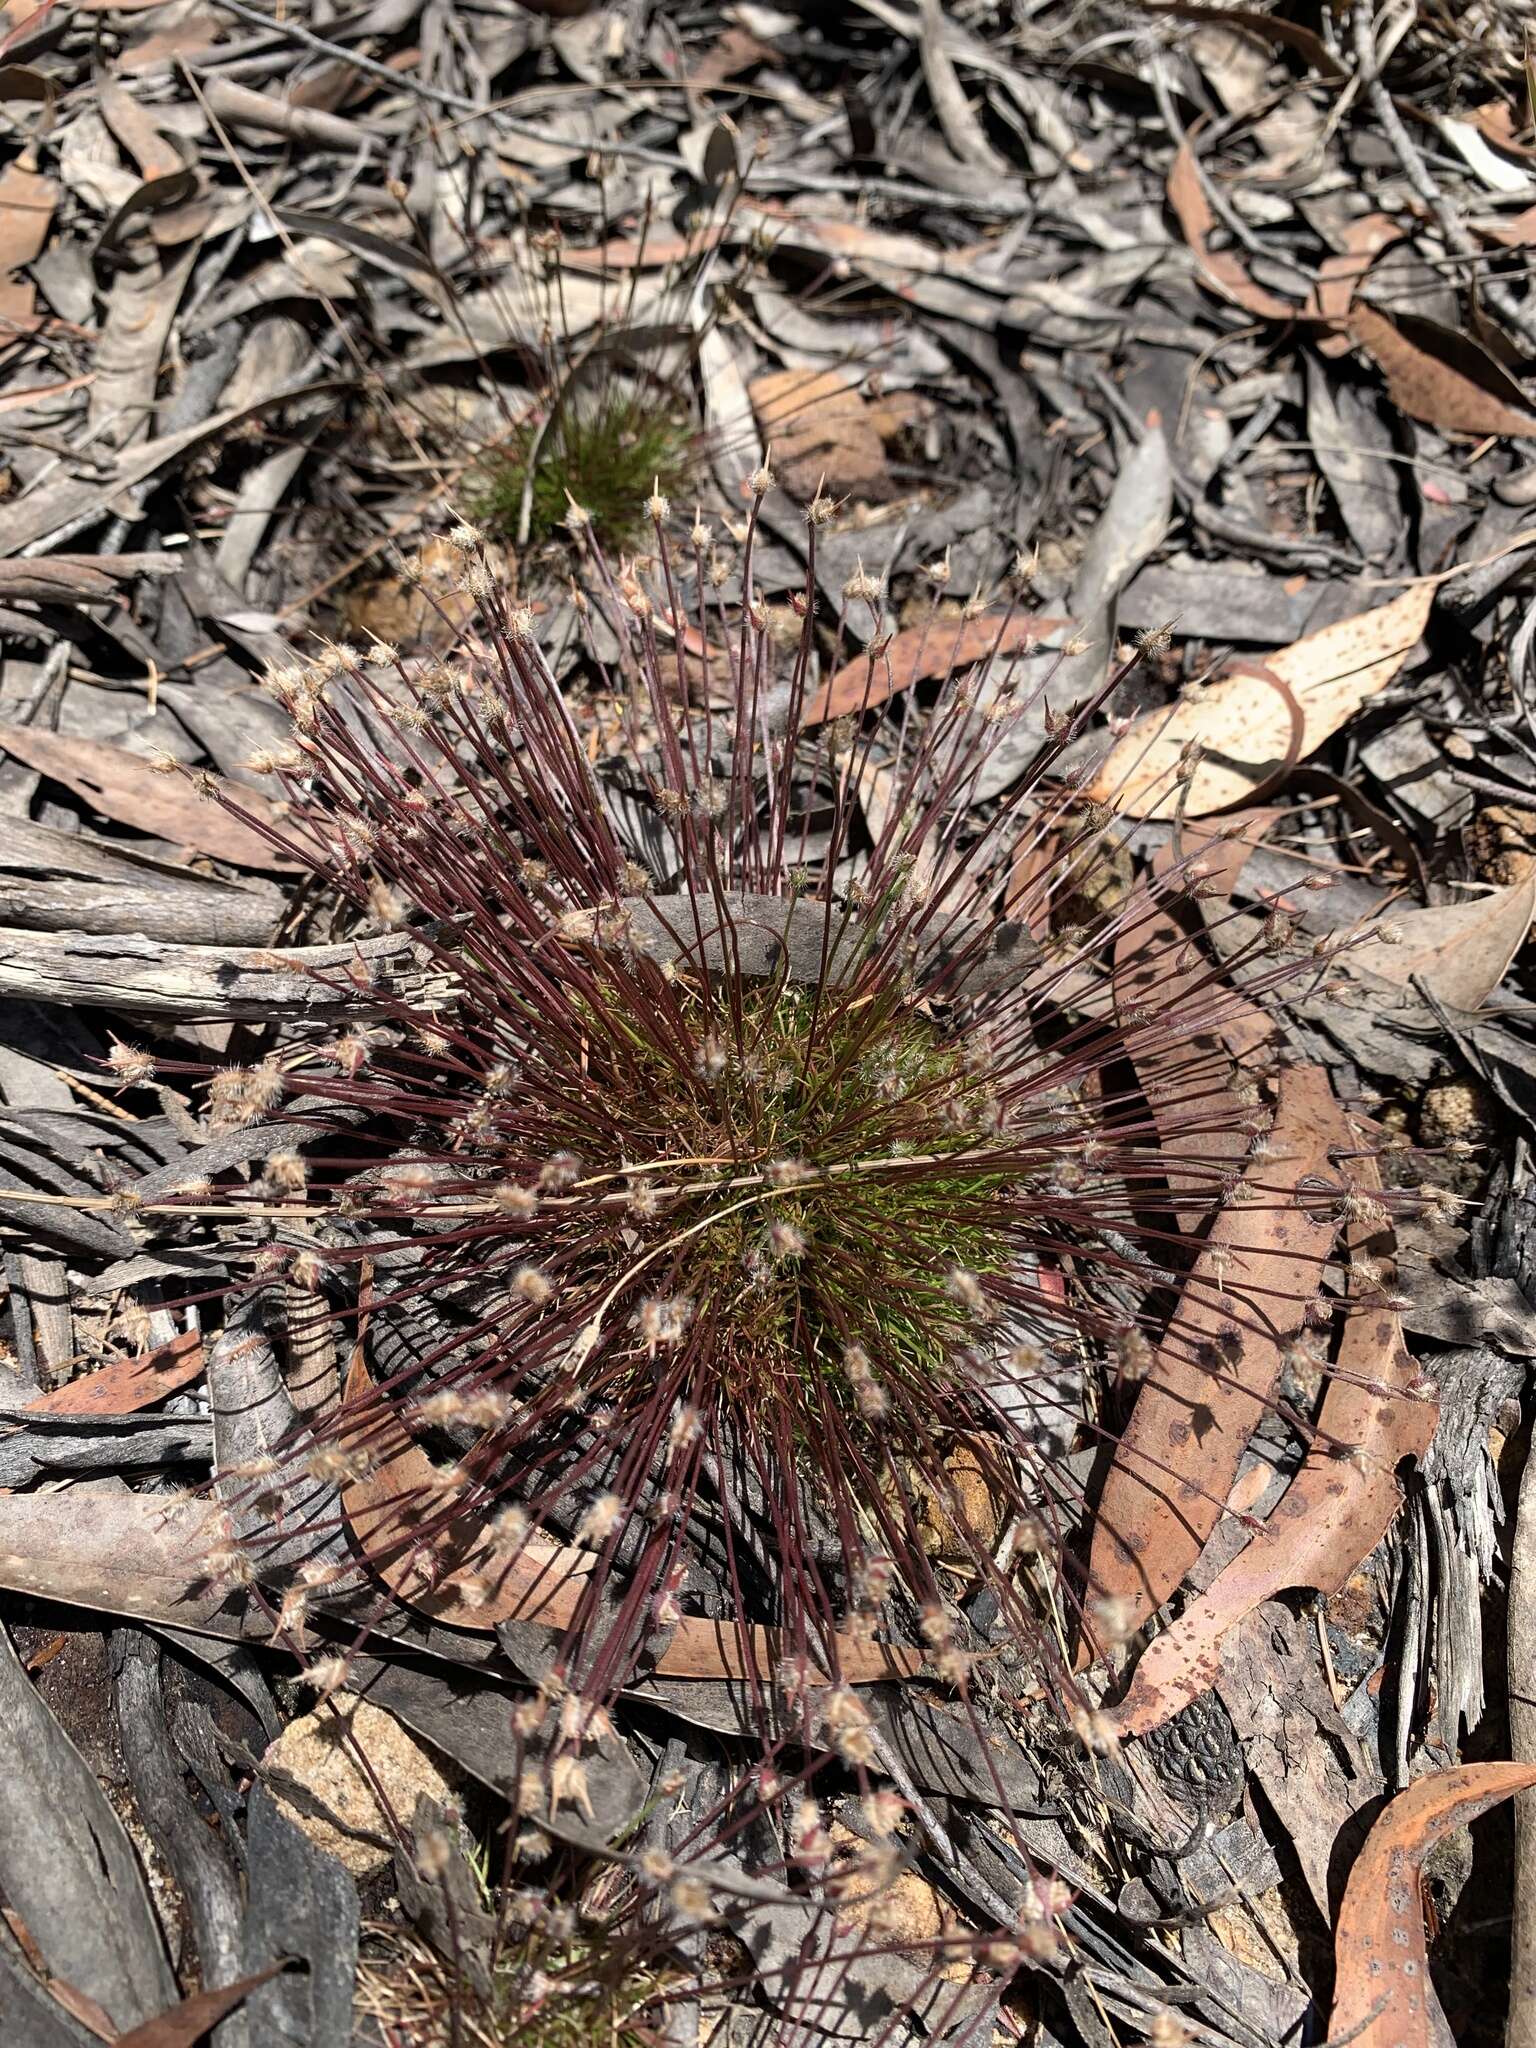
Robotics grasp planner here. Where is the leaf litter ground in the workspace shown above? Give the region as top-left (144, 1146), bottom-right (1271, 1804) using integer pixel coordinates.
top-left (2, 3), bottom-right (1536, 2045)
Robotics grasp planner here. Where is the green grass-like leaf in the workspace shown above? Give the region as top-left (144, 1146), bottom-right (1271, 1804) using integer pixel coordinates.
top-left (473, 392), bottom-right (696, 549)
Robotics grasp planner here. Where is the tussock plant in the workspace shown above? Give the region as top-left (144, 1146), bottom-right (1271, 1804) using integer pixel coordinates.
top-left (453, 205), bottom-right (720, 553)
top-left (356, 1761), bottom-right (1016, 2048)
top-left (471, 386), bottom-right (697, 553)
top-left (140, 485), bottom-right (1382, 1762)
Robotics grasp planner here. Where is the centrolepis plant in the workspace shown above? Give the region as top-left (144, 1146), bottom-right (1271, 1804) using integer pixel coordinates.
top-left (451, 205), bottom-right (729, 554)
top-left (471, 386), bottom-right (697, 553)
top-left (140, 487), bottom-right (1389, 1748)
top-left (354, 1743), bottom-right (1020, 2047)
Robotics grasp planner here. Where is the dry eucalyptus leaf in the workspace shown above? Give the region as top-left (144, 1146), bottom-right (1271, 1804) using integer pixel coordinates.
top-left (1110, 1161), bottom-right (1436, 1735)
top-left (1084, 1064), bottom-right (1344, 1643)
top-left (806, 610), bottom-right (1065, 725)
top-left (1350, 304), bottom-right (1536, 438)
top-left (747, 366), bottom-right (903, 502)
top-left (0, 724), bottom-right (298, 870)
top-left (1167, 137), bottom-right (1298, 321)
top-left (1086, 582), bottom-right (1432, 817)
top-left (1332, 1765), bottom-right (1536, 2048)
top-left (1342, 870), bottom-right (1536, 1010)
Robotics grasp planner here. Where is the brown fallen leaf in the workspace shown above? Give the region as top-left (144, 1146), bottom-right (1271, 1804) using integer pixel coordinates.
top-left (1470, 101), bottom-right (1536, 158)
top-left (1342, 870), bottom-right (1536, 1010)
top-left (1331, 1764), bottom-right (1536, 2048)
top-left (1167, 137), bottom-right (1299, 322)
top-left (0, 160), bottom-right (56, 325)
top-left (1350, 302), bottom-right (1536, 438)
top-left (21, 1330), bottom-right (203, 1418)
top-left (342, 532), bottom-right (500, 655)
top-left (115, 1965), bottom-right (289, 2048)
top-left (1113, 813), bottom-right (1281, 1226)
top-left (1086, 583), bottom-right (1432, 818)
top-left (339, 1354), bottom-right (922, 1684)
top-left (1084, 1064), bottom-right (1344, 1645)
top-left (1306, 214), bottom-right (1406, 359)
top-left (805, 610), bottom-right (1066, 727)
top-left (560, 224), bottom-right (731, 274)
top-left (748, 366), bottom-right (919, 503)
top-left (98, 79), bottom-right (185, 184)
top-left (1482, 202), bottom-right (1536, 250)
top-left (0, 724), bottom-right (297, 870)
top-left (1109, 1152), bottom-right (1436, 1733)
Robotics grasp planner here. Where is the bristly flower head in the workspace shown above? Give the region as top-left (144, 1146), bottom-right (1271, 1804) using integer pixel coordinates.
top-left (184, 507), bottom-right (1329, 1732)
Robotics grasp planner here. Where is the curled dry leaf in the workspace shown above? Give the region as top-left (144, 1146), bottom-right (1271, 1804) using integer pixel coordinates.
top-left (747, 366), bottom-right (919, 502)
top-left (1086, 582), bottom-right (1433, 818)
top-left (0, 160), bottom-right (56, 325)
top-left (1084, 1064), bottom-right (1344, 1647)
top-left (1109, 1153), bottom-right (1437, 1734)
top-left (1330, 1763), bottom-right (1536, 2048)
top-left (1349, 303), bottom-right (1536, 438)
top-left (1306, 214), bottom-right (1406, 359)
top-left (339, 1355), bottom-right (922, 1685)
top-left (805, 610), bottom-right (1065, 726)
top-left (1342, 869), bottom-right (1536, 1011)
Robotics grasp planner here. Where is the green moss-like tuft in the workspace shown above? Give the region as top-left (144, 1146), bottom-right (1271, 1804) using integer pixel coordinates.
top-left (592, 975), bottom-right (1011, 1409)
top-left (473, 392), bottom-right (695, 549)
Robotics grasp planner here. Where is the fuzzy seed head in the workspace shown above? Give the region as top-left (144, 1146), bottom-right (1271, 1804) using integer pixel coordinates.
top-left (107, 1040), bottom-right (156, 1086)
top-left (304, 1654), bottom-right (352, 1696)
top-left (577, 1493), bottom-right (625, 1547)
top-left (638, 1296), bottom-right (693, 1354)
top-left (513, 1265), bottom-right (555, 1306)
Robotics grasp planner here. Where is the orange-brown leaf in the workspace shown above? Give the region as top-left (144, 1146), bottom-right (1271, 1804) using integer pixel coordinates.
top-left (0, 724), bottom-right (298, 870)
top-left (1349, 303), bottom-right (1536, 437)
top-left (1113, 814), bottom-right (1281, 1226)
top-left (1331, 1765), bottom-right (1536, 2048)
top-left (23, 1330), bottom-right (203, 1417)
top-left (1085, 1065), bottom-right (1343, 1643)
top-left (1167, 138), bottom-right (1299, 321)
top-left (806, 611), bottom-right (1065, 727)
top-left (0, 162), bottom-right (55, 276)
top-left (748, 367), bottom-right (913, 503)
top-left (1108, 1151), bottom-right (1436, 1733)
top-left (1307, 214), bottom-right (1405, 357)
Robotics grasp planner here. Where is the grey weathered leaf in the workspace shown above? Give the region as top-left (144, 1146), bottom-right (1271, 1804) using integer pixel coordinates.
top-left (0, 1619), bottom-right (176, 2031)
top-left (240, 1788), bottom-right (359, 2048)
